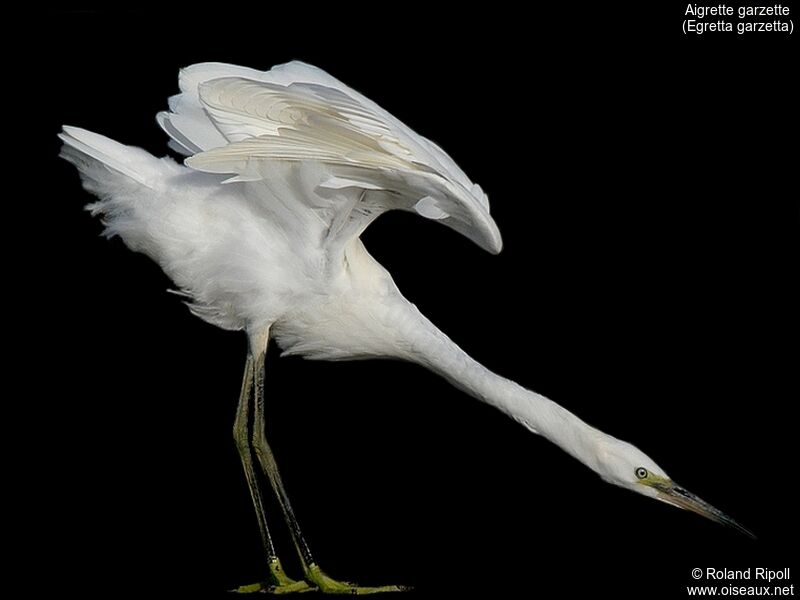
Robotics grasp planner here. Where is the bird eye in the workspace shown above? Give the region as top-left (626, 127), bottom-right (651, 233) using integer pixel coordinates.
top-left (635, 467), bottom-right (649, 479)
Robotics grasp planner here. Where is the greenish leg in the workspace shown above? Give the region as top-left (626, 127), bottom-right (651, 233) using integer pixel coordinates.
top-left (251, 339), bottom-right (409, 595)
top-left (232, 353), bottom-right (312, 594)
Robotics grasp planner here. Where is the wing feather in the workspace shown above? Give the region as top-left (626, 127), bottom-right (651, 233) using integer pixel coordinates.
top-left (159, 61), bottom-right (502, 254)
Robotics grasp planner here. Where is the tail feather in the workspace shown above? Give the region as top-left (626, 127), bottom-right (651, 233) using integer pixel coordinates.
top-left (59, 126), bottom-right (185, 255)
top-left (58, 125), bottom-right (155, 187)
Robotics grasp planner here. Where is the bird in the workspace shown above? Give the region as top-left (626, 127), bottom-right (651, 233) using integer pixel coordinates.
top-left (60, 60), bottom-right (752, 594)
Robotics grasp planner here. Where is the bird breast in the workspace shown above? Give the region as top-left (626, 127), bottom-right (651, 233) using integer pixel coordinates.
top-left (270, 240), bottom-right (418, 362)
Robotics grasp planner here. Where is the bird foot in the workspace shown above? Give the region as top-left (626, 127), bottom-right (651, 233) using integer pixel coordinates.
top-left (232, 581), bottom-right (313, 594)
top-left (304, 564), bottom-right (410, 595)
top-left (232, 558), bottom-right (315, 594)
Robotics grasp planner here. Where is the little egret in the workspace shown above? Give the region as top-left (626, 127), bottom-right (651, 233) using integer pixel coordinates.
top-left (60, 61), bottom-right (751, 594)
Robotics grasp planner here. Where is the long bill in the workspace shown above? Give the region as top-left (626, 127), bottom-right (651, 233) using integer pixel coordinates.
top-left (649, 479), bottom-right (755, 539)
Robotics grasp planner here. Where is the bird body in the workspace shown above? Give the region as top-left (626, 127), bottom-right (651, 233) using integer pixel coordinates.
top-left (64, 126), bottom-right (439, 362)
top-left (63, 60), bottom-right (498, 359)
top-left (61, 60), bottom-right (751, 594)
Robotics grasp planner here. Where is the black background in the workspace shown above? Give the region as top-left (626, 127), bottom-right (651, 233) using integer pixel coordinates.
top-left (31, 5), bottom-right (797, 599)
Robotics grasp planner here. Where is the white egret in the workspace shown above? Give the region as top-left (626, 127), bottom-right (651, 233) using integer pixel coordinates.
top-left (60, 61), bottom-right (751, 594)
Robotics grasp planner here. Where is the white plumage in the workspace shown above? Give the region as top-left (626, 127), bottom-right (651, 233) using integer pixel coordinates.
top-left (60, 61), bottom-right (750, 593)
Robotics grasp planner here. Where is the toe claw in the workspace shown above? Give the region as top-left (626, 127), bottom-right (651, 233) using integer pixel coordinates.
top-left (301, 564), bottom-right (410, 595)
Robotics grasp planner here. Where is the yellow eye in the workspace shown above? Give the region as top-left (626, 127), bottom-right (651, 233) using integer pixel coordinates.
top-left (635, 467), bottom-right (649, 480)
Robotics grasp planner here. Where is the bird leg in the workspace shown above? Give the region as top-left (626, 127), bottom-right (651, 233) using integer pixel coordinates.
top-left (250, 336), bottom-right (408, 595)
top-left (231, 353), bottom-right (312, 594)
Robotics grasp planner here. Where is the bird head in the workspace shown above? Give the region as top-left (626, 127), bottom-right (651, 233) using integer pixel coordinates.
top-left (591, 436), bottom-right (754, 538)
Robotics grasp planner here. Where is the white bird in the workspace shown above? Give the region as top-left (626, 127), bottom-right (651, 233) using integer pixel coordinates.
top-left (60, 61), bottom-right (751, 594)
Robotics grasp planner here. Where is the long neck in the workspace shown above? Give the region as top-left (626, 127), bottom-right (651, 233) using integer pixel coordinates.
top-left (396, 304), bottom-right (603, 470)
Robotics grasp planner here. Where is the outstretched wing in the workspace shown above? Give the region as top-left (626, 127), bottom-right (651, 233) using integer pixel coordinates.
top-left (157, 61), bottom-right (502, 254)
